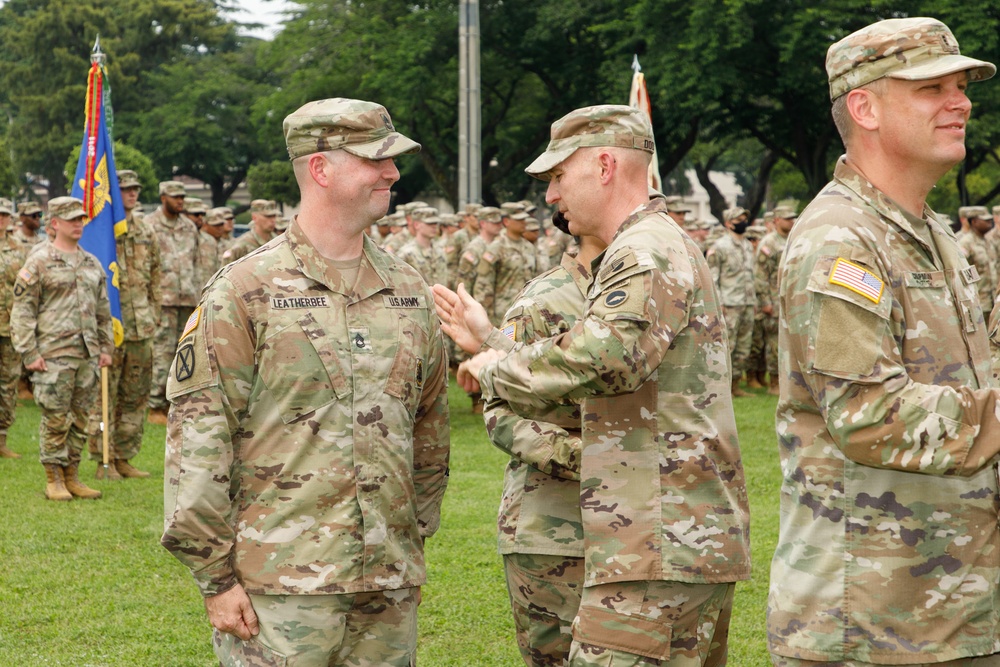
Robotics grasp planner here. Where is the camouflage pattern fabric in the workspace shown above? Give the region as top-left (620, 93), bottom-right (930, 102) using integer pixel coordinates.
top-left (221, 228), bottom-right (269, 265)
top-left (721, 304), bottom-right (753, 377)
top-left (754, 230), bottom-right (787, 377)
top-left (439, 234), bottom-right (463, 290)
top-left (116, 212), bottom-right (162, 341)
top-left (396, 239), bottom-right (448, 288)
top-left (504, 553), bottom-right (584, 667)
top-left (473, 233), bottom-right (537, 326)
top-left (479, 198), bottom-right (751, 595)
top-left (87, 339), bottom-right (153, 462)
top-left (282, 97), bottom-right (420, 161)
top-left (382, 229), bottom-right (411, 256)
top-left (540, 233), bottom-right (570, 270)
top-left (957, 229), bottom-right (997, 316)
top-left (567, 580), bottom-right (734, 666)
top-left (773, 657), bottom-right (1000, 667)
top-left (195, 228), bottom-right (222, 292)
top-left (145, 207), bottom-right (200, 308)
top-left (213, 588), bottom-right (418, 667)
top-left (0, 337), bottom-right (19, 433)
top-left (11, 244), bottom-right (113, 365)
top-left (161, 220), bottom-right (450, 598)
top-left (455, 234), bottom-right (491, 295)
top-left (768, 157), bottom-right (1000, 664)
top-left (11, 227), bottom-right (43, 251)
top-left (149, 306), bottom-right (194, 411)
top-left (0, 234), bottom-right (26, 434)
top-left (708, 232), bottom-right (756, 376)
top-left (33, 356), bottom-right (100, 466)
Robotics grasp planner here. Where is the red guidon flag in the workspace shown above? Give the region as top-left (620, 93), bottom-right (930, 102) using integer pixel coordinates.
top-left (628, 55), bottom-right (663, 192)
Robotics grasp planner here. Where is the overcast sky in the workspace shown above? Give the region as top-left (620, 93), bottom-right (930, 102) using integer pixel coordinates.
top-left (227, 0), bottom-right (298, 40)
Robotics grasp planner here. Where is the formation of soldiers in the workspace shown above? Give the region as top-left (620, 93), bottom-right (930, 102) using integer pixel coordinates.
top-left (0, 173), bottom-right (289, 500)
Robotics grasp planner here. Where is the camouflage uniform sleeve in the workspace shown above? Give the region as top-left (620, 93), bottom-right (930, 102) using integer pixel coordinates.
top-left (754, 245), bottom-right (773, 311)
top-left (456, 248), bottom-right (478, 293)
top-left (473, 246), bottom-right (500, 325)
top-left (11, 259), bottom-right (41, 365)
top-left (412, 285), bottom-right (450, 539)
top-left (706, 240), bottom-right (722, 291)
top-left (483, 302), bottom-right (582, 480)
top-left (480, 246), bottom-right (681, 408)
top-left (94, 266), bottom-right (113, 355)
top-left (148, 226), bottom-right (163, 323)
top-left (786, 236), bottom-right (1000, 476)
top-left (161, 277), bottom-right (252, 597)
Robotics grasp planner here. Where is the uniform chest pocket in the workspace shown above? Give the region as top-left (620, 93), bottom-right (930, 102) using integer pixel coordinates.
top-left (258, 312), bottom-right (350, 424)
top-left (384, 316), bottom-right (428, 416)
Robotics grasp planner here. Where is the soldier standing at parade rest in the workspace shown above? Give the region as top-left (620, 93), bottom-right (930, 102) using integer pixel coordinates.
top-left (12, 197), bottom-right (112, 501)
top-left (146, 180), bottom-right (199, 424)
top-left (161, 97), bottom-right (450, 667)
top-left (221, 199), bottom-right (278, 264)
top-left (0, 198), bottom-right (25, 459)
top-left (474, 204), bottom-right (537, 326)
top-left (447, 105), bottom-right (750, 666)
top-left (397, 207), bottom-right (448, 287)
top-left (753, 204), bottom-right (796, 395)
top-left (86, 170), bottom-right (162, 480)
top-left (184, 197), bottom-right (207, 230)
top-left (707, 205), bottom-right (756, 396)
top-left (195, 208), bottom-right (227, 292)
top-left (767, 17), bottom-right (1000, 667)
top-left (14, 201), bottom-right (44, 250)
top-left (957, 206), bottom-right (998, 316)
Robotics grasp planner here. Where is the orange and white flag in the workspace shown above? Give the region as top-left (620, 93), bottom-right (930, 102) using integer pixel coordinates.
top-left (629, 55), bottom-right (663, 191)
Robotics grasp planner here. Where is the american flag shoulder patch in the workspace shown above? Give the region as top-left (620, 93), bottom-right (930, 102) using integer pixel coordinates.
top-left (179, 307), bottom-right (202, 342)
top-left (828, 258), bottom-right (883, 304)
top-left (502, 321), bottom-right (517, 342)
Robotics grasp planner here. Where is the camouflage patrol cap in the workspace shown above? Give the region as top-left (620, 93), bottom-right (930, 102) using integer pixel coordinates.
top-left (772, 205), bottom-right (798, 219)
top-left (283, 98), bottom-right (421, 161)
top-left (478, 206), bottom-right (502, 223)
top-left (440, 213), bottom-right (460, 227)
top-left (524, 217), bottom-right (541, 232)
top-left (518, 199), bottom-right (538, 214)
top-left (967, 205), bottom-right (991, 220)
top-left (250, 199), bottom-right (278, 215)
top-left (993, 205), bottom-right (1000, 217)
top-left (463, 203), bottom-right (481, 215)
top-left (420, 214), bottom-right (442, 226)
top-left (18, 201), bottom-right (42, 216)
top-left (525, 104), bottom-right (655, 178)
top-left (275, 216), bottom-right (290, 232)
top-left (117, 170), bottom-right (141, 189)
top-left (205, 208), bottom-right (227, 226)
top-left (746, 224), bottom-right (767, 239)
top-left (184, 197), bottom-right (207, 215)
top-left (401, 201), bottom-right (429, 215)
top-left (159, 181), bottom-right (186, 197)
top-left (48, 196), bottom-right (86, 221)
top-left (663, 196), bottom-right (692, 213)
top-left (411, 206), bottom-right (439, 221)
top-left (0, 198), bottom-right (12, 215)
top-left (500, 201), bottom-right (526, 217)
top-left (219, 206), bottom-right (235, 221)
top-left (388, 210), bottom-right (406, 225)
top-left (958, 206), bottom-right (974, 219)
top-left (507, 212), bottom-right (530, 222)
top-left (826, 18), bottom-right (996, 100)
top-left (724, 206), bottom-right (749, 223)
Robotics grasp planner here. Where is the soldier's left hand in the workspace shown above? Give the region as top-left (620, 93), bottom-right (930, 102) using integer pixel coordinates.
top-left (98, 353), bottom-right (112, 368)
top-left (457, 348), bottom-right (506, 393)
top-left (432, 283), bottom-right (492, 353)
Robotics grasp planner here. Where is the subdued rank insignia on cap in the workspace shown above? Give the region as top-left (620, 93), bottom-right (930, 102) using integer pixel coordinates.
top-left (175, 343), bottom-right (195, 382)
top-left (381, 113), bottom-right (394, 131)
top-left (179, 307), bottom-right (201, 342)
top-left (604, 289), bottom-right (628, 307)
top-left (502, 321), bottom-right (517, 341)
top-left (828, 258), bottom-right (883, 304)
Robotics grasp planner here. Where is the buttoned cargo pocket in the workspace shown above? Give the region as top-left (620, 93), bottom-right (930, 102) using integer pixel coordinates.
top-left (571, 605), bottom-right (672, 662)
top-left (258, 313), bottom-right (350, 424)
top-left (384, 316), bottom-right (428, 416)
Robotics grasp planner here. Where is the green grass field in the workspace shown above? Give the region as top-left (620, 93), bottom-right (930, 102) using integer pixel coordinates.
top-left (0, 383), bottom-right (781, 666)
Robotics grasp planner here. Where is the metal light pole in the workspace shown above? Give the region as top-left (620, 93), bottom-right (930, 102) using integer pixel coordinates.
top-left (458, 0), bottom-right (482, 207)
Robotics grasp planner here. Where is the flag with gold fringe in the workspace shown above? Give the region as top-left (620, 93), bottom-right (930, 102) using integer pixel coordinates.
top-left (629, 55), bottom-right (663, 192)
top-left (71, 38), bottom-right (125, 347)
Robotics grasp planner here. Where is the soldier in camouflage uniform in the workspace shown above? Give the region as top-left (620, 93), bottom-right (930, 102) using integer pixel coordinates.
top-left (456, 206), bottom-right (501, 296)
top-left (86, 170), bottom-right (162, 480)
top-left (474, 206), bottom-right (537, 326)
top-left (147, 180), bottom-right (200, 423)
top-left (382, 201), bottom-right (426, 256)
top-left (221, 199), bottom-right (278, 265)
top-left (769, 18), bottom-right (1000, 667)
top-left (184, 197), bottom-right (207, 230)
top-left (14, 201), bottom-right (44, 250)
top-left (162, 98), bottom-right (449, 667)
top-left (957, 206), bottom-right (997, 316)
top-left (753, 205), bottom-right (796, 395)
top-left (438, 213), bottom-right (463, 287)
top-left (0, 198), bottom-right (25, 459)
top-left (12, 197), bottom-right (112, 501)
top-left (195, 208), bottom-right (228, 292)
top-left (450, 105), bottom-right (750, 667)
top-left (396, 208), bottom-right (448, 287)
top-left (706, 206), bottom-right (756, 396)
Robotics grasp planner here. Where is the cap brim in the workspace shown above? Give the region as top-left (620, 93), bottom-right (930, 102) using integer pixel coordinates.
top-left (889, 55), bottom-right (996, 83)
top-left (344, 133), bottom-right (421, 159)
top-left (525, 146), bottom-right (579, 180)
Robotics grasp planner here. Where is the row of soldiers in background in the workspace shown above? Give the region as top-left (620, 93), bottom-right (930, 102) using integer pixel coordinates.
top-left (955, 204), bottom-right (1000, 317)
top-left (0, 170), bottom-right (296, 501)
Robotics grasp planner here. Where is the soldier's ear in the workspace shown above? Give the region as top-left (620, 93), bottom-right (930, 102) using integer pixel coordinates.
top-left (846, 87), bottom-right (880, 132)
top-left (307, 153), bottom-right (332, 188)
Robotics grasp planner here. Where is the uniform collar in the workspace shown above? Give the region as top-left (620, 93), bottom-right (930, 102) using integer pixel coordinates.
top-left (559, 250), bottom-right (593, 295)
top-left (286, 219), bottom-right (393, 301)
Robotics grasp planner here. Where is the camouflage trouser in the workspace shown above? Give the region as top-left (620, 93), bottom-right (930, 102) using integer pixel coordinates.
top-left (33, 356), bottom-right (99, 466)
top-left (748, 315), bottom-right (767, 378)
top-left (150, 305), bottom-right (193, 410)
top-left (771, 654), bottom-right (1000, 666)
top-left (0, 336), bottom-right (20, 433)
top-left (503, 553), bottom-right (585, 666)
top-left (722, 305), bottom-right (754, 377)
top-left (213, 588), bottom-right (418, 667)
top-left (762, 314), bottom-right (779, 377)
top-left (568, 580), bottom-right (734, 667)
top-left (87, 338), bottom-right (153, 462)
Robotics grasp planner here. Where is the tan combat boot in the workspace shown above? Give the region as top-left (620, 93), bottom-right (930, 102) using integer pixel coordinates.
top-left (44, 464), bottom-right (72, 501)
top-left (768, 375), bottom-right (780, 396)
top-left (114, 459), bottom-right (150, 479)
top-left (63, 463), bottom-right (102, 499)
top-left (0, 433), bottom-right (20, 459)
top-left (95, 461), bottom-right (122, 480)
top-left (147, 408), bottom-right (168, 426)
top-left (731, 377), bottom-right (747, 397)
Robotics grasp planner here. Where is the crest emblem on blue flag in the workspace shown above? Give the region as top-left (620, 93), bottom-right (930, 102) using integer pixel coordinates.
top-left (71, 57), bottom-right (125, 346)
